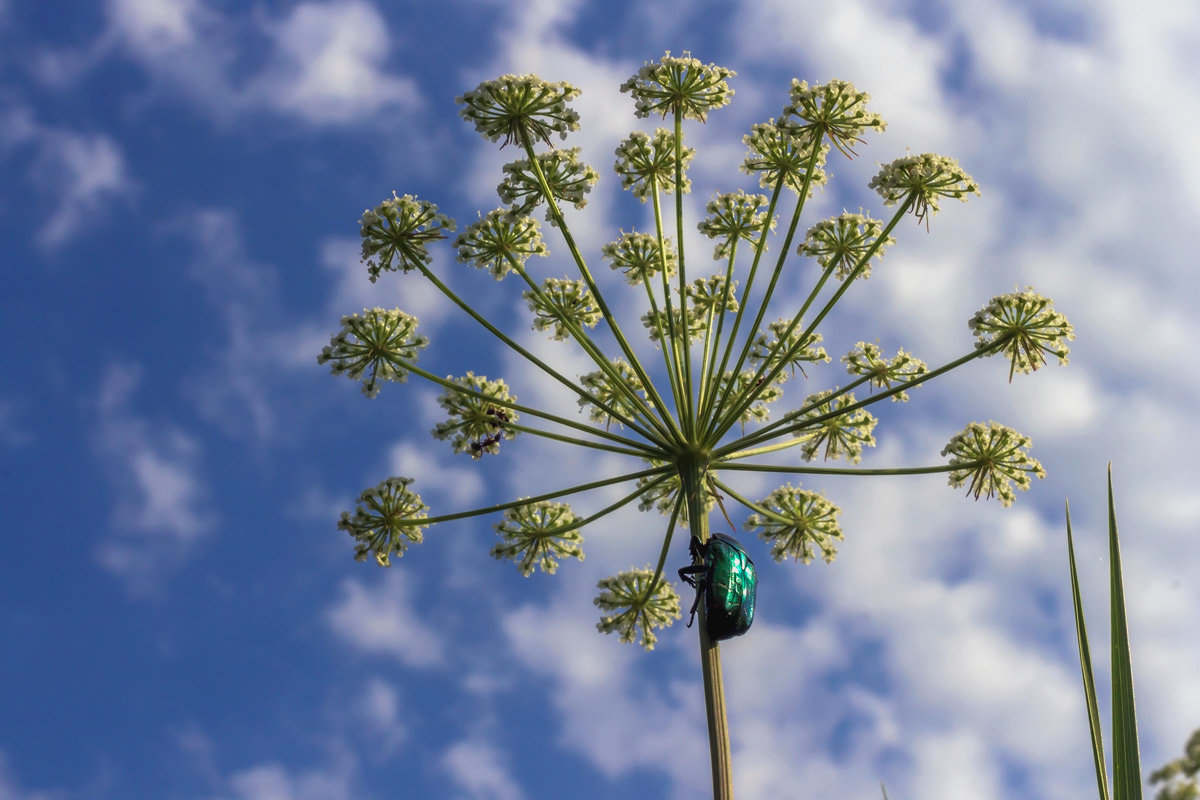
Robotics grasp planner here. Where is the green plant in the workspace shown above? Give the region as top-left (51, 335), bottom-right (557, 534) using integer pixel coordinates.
top-left (1066, 465), bottom-right (1144, 800)
top-left (319, 52), bottom-right (1073, 799)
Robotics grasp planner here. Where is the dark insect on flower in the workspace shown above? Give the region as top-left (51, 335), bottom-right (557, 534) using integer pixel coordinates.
top-left (469, 430), bottom-right (505, 457)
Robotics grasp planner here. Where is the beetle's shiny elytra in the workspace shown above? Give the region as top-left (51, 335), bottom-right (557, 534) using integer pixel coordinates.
top-left (678, 532), bottom-right (757, 641)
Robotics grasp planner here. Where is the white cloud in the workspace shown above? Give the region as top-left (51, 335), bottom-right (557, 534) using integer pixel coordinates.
top-left (353, 677), bottom-right (406, 756)
top-left (27, 127), bottom-right (134, 249)
top-left (441, 736), bottom-right (526, 800)
top-left (108, 0), bottom-right (206, 55)
top-left (246, 1), bottom-right (420, 125)
top-left (92, 361), bottom-right (214, 594)
top-left (224, 762), bottom-right (355, 800)
top-left (98, 0), bottom-right (421, 127)
top-left (324, 574), bottom-right (446, 667)
top-left (388, 441), bottom-right (485, 509)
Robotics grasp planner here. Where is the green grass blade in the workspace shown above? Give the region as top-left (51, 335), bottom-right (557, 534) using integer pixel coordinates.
top-left (1067, 497), bottom-right (1111, 800)
top-left (1106, 465), bottom-right (1143, 800)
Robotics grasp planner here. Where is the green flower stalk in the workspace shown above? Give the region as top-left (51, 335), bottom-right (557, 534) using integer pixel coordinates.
top-left (319, 53), bottom-right (1074, 800)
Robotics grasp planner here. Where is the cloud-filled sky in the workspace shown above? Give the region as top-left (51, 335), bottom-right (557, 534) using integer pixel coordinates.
top-left (2, 0), bottom-right (1198, 798)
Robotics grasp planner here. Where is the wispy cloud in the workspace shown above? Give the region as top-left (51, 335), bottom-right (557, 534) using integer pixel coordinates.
top-left (441, 734), bottom-right (527, 800)
top-left (0, 100), bottom-right (136, 249)
top-left (91, 361), bottom-right (214, 594)
top-left (245, 1), bottom-right (420, 125)
top-left (324, 573), bottom-right (446, 667)
top-left (223, 761), bottom-right (356, 800)
top-left (97, 0), bottom-right (421, 127)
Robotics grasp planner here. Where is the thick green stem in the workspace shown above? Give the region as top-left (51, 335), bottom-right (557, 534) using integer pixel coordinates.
top-left (679, 456), bottom-right (735, 800)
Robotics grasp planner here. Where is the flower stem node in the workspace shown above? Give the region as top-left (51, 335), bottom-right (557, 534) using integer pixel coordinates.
top-left (801, 212), bottom-right (894, 280)
top-left (942, 421), bottom-right (1045, 506)
top-left (524, 277), bottom-right (601, 340)
top-left (338, 477), bottom-right (429, 567)
top-left (969, 288), bottom-right (1074, 381)
top-left (781, 79), bottom-right (887, 158)
top-left (454, 210), bottom-right (548, 280)
top-left (620, 51), bottom-right (736, 121)
top-left (360, 193), bottom-right (455, 282)
top-left (490, 500), bottom-right (585, 575)
top-left (497, 148), bottom-right (600, 227)
top-left (842, 342), bottom-right (928, 401)
top-left (456, 74), bottom-right (581, 147)
top-left (614, 129), bottom-right (694, 201)
top-left (869, 153), bottom-right (980, 230)
top-left (594, 567), bottom-right (681, 651)
top-left (744, 483), bottom-right (844, 564)
top-left (432, 372), bottom-right (519, 458)
top-left (317, 308), bottom-right (429, 398)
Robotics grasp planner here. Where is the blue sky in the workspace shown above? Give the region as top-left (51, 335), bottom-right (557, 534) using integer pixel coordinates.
top-left (2, 0), bottom-right (1198, 798)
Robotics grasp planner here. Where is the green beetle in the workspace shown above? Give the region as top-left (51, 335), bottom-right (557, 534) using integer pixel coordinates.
top-left (678, 532), bottom-right (757, 641)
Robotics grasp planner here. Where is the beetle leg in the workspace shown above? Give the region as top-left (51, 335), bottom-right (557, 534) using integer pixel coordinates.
top-left (684, 578), bottom-right (706, 628)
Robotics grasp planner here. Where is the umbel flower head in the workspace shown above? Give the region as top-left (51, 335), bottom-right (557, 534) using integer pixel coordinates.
top-left (497, 147), bottom-right (600, 226)
top-left (338, 477), bottom-right (429, 567)
top-left (869, 152), bottom-right (980, 230)
top-left (969, 288), bottom-right (1074, 381)
top-left (781, 79), bottom-right (887, 158)
top-left (742, 121), bottom-right (830, 196)
top-left (698, 190), bottom-right (776, 261)
top-left (942, 421), bottom-right (1045, 506)
top-left (431, 372), bottom-right (519, 458)
top-left (745, 484), bottom-right (843, 564)
top-left (842, 342), bottom-right (928, 401)
top-left (525, 277), bottom-right (601, 340)
top-left (317, 308), bottom-right (428, 398)
top-left (455, 209), bottom-right (548, 280)
top-left (613, 128), bottom-right (694, 201)
top-left (456, 74), bottom-right (581, 147)
top-left (594, 567), bottom-right (681, 650)
top-left (800, 211), bottom-right (894, 280)
top-left (326, 57), bottom-right (1073, 672)
top-left (793, 391), bottom-right (878, 463)
top-left (578, 358), bottom-right (648, 428)
top-left (749, 318), bottom-right (829, 378)
top-left (490, 500), bottom-right (585, 576)
top-left (620, 50), bottom-right (736, 121)
top-left (360, 194), bottom-right (456, 283)
top-left (602, 230), bottom-right (677, 285)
